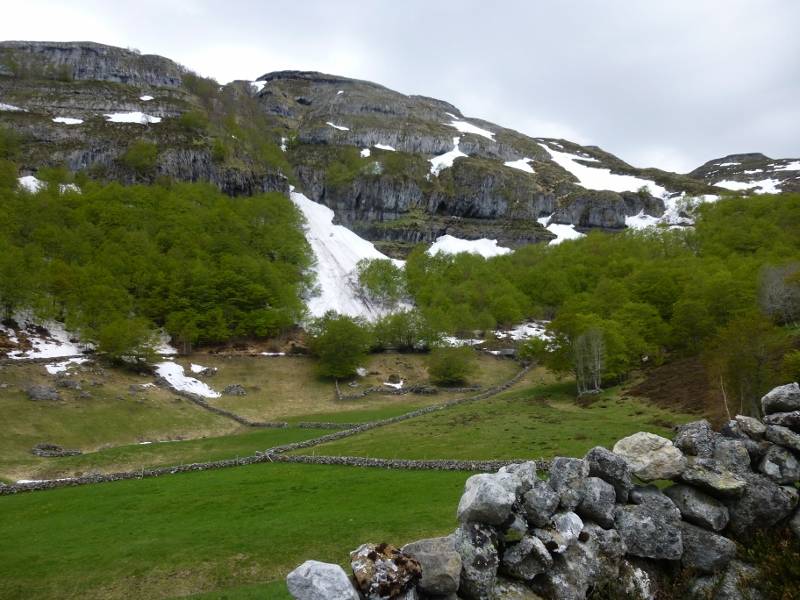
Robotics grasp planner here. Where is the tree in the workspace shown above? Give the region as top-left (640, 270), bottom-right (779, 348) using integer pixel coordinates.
top-left (427, 346), bottom-right (476, 386)
top-left (574, 328), bottom-right (605, 395)
top-left (94, 317), bottom-right (157, 365)
top-left (308, 312), bottom-right (372, 379)
top-left (120, 141), bottom-right (158, 178)
top-left (357, 258), bottom-right (406, 308)
top-left (759, 264), bottom-right (800, 326)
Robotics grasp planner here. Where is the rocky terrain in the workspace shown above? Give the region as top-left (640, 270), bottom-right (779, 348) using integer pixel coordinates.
top-left (286, 382), bottom-right (800, 599)
top-left (1, 41), bottom-right (798, 255)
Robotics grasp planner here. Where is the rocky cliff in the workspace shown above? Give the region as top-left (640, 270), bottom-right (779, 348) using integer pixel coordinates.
top-left (1, 41), bottom-right (797, 255)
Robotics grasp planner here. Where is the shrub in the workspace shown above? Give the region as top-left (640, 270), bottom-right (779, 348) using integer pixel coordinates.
top-left (357, 258), bottom-right (406, 307)
top-left (427, 346), bottom-right (476, 386)
top-left (177, 110), bottom-right (209, 134)
top-left (120, 141), bottom-right (158, 176)
top-left (308, 312), bottom-right (373, 379)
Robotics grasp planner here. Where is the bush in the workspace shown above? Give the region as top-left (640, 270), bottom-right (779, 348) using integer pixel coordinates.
top-left (120, 141), bottom-right (158, 176)
top-left (177, 110), bottom-right (209, 134)
top-left (427, 346), bottom-right (476, 386)
top-left (308, 312), bottom-right (373, 379)
top-left (357, 258), bottom-right (406, 307)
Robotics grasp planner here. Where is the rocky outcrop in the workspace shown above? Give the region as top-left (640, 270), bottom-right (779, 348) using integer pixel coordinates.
top-left (287, 383), bottom-right (800, 600)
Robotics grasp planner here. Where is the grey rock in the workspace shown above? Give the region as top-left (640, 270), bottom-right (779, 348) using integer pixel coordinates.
top-left (55, 378), bottom-right (81, 390)
top-left (791, 507), bottom-right (800, 540)
top-left (735, 415), bottom-right (767, 439)
top-left (584, 446), bottom-right (633, 503)
top-left (499, 461), bottom-right (538, 494)
top-left (222, 383), bottom-right (246, 396)
top-left (765, 424), bottom-right (800, 452)
top-left (674, 420), bottom-right (718, 457)
top-left (454, 522), bottom-right (499, 600)
top-left (761, 382), bottom-right (800, 415)
top-left (613, 432), bottom-right (687, 481)
top-left (500, 534), bottom-right (553, 580)
top-left (614, 502), bottom-right (683, 560)
top-left (493, 576), bottom-right (545, 599)
top-left (618, 560), bottom-right (655, 600)
top-left (713, 438), bottom-right (752, 473)
top-left (457, 473), bottom-right (517, 525)
top-left (548, 457), bottom-right (589, 510)
top-left (402, 536), bottom-right (461, 596)
top-left (502, 512), bottom-right (528, 543)
top-left (724, 470), bottom-right (799, 538)
top-left (533, 511), bottom-right (584, 554)
top-left (629, 485), bottom-right (682, 517)
top-left (679, 458), bottom-right (747, 498)
top-left (25, 385), bottom-right (61, 401)
top-left (664, 484), bottom-right (729, 531)
top-left (577, 477), bottom-right (616, 529)
top-left (286, 560), bottom-right (360, 600)
top-left (30, 443), bottom-right (82, 458)
top-left (758, 444), bottom-right (800, 484)
top-left (679, 521), bottom-right (736, 574)
top-left (688, 559), bottom-right (761, 600)
top-left (522, 479), bottom-right (560, 528)
top-left (350, 543), bottom-right (421, 600)
top-left (763, 410), bottom-right (800, 433)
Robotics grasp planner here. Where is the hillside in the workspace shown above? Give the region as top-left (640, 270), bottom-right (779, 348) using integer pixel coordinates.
top-left (4, 41), bottom-right (797, 258)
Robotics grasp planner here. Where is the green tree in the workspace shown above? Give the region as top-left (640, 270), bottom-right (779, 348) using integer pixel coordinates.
top-left (427, 346), bottom-right (476, 386)
top-left (357, 258), bottom-right (406, 308)
top-left (94, 317), bottom-right (157, 365)
top-left (121, 141), bottom-right (158, 178)
top-left (308, 312), bottom-right (373, 379)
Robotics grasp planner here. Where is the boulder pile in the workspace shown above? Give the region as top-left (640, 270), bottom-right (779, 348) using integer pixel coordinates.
top-left (286, 383), bottom-right (800, 599)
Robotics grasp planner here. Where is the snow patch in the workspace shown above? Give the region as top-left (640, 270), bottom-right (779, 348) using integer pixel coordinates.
top-left (5, 316), bottom-right (87, 360)
top-left (290, 190), bottom-right (402, 320)
top-left (260, 352), bottom-right (286, 357)
top-left (429, 137), bottom-right (467, 176)
top-left (154, 332), bottom-right (178, 356)
top-left (280, 137), bottom-right (288, 152)
top-left (537, 216), bottom-right (585, 245)
top-left (373, 143), bottom-right (396, 151)
top-left (250, 81), bottom-right (266, 92)
top-left (360, 148), bottom-right (371, 158)
top-left (504, 157), bottom-right (534, 173)
top-left (715, 161), bottom-right (740, 167)
top-left (104, 112), bottom-right (161, 124)
top-left (0, 103), bottom-right (25, 112)
top-left (714, 179), bottom-right (782, 194)
top-left (155, 362), bottom-right (220, 398)
top-left (495, 321), bottom-right (551, 342)
top-left (774, 160), bottom-right (800, 171)
top-left (625, 211), bottom-right (661, 230)
top-left (356, 367), bottom-right (368, 377)
top-left (538, 143), bottom-right (667, 197)
top-left (383, 380), bottom-right (404, 390)
top-left (139, 95), bottom-right (154, 101)
top-left (337, 90), bottom-right (344, 95)
top-left (189, 363), bottom-right (208, 374)
top-left (445, 118), bottom-right (495, 141)
top-left (326, 121), bottom-right (349, 131)
top-left (441, 336), bottom-right (484, 347)
top-left (427, 234), bottom-right (512, 258)
top-left (44, 357), bottom-right (89, 375)
top-left (52, 117), bottom-right (83, 125)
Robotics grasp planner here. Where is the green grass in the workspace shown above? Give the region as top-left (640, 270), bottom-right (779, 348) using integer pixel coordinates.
top-left (24, 427), bottom-right (329, 480)
top-left (0, 463), bottom-right (468, 600)
top-left (301, 382), bottom-right (697, 460)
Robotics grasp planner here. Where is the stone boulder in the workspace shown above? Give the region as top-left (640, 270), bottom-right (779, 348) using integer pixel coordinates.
top-left (533, 511), bottom-right (584, 555)
top-left (613, 432), bottom-right (687, 481)
top-left (712, 438), bottom-right (752, 473)
top-left (584, 446), bottom-right (633, 503)
top-left (664, 484), bottom-right (729, 531)
top-left (763, 410), bottom-right (800, 433)
top-left (402, 536), bottom-right (461, 596)
top-left (499, 461), bottom-right (538, 494)
top-left (761, 382), bottom-right (800, 414)
top-left (759, 444), bottom-right (800, 484)
top-left (493, 576), bottom-right (546, 599)
top-left (688, 560), bottom-right (760, 600)
top-left (577, 477), bottom-right (616, 529)
top-left (500, 534), bottom-right (553, 581)
top-left (454, 522), bottom-right (499, 600)
top-left (765, 424), bottom-right (800, 452)
top-left (350, 543), bottom-right (421, 600)
top-left (674, 420), bottom-right (718, 458)
top-left (548, 457), bottom-right (589, 510)
top-left (734, 415), bottom-right (766, 439)
top-left (724, 470), bottom-right (799, 538)
top-left (679, 458), bottom-right (747, 498)
top-left (286, 560), bottom-right (360, 600)
top-left (26, 385), bottom-right (61, 401)
top-left (679, 522), bottom-right (736, 574)
top-left (30, 443), bottom-right (82, 458)
top-left (614, 501), bottom-right (683, 560)
top-left (522, 479), bottom-right (560, 528)
top-left (457, 473), bottom-right (518, 525)
top-left (791, 507), bottom-right (800, 541)
top-left (222, 383), bottom-right (246, 396)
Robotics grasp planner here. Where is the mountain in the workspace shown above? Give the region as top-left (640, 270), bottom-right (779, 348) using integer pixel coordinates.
top-left (1, 41), bottom-right (797, 257)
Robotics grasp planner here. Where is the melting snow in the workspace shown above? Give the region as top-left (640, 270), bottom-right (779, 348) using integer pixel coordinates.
top-left (625, 211), bottom-right (661, 230)
top-left (290, 190), bottom-right (402, 320)
top-left (280, 137), bottom-right (288, 152)
top-left (155, 362), bottom-right (220, 398)
top-left (537, 216), bottom-right (585, 245)
top-left (774, 161), bottom-right (800, 171)
top-left (139, 95), bottom-right (154, 101)
top-left (250, 81), bottom-right (266, 92)
top-left (495, 322), bottom-right (551, 342)
top-left (17, 176), bottom-right (81, 194)
top-left (356, 367), bottom-right (368, 377)
top-left (326, 121), bottom-right (349, 131)
top-left (360, 148), bottom-right (371, 158)
top-left (714, 179), bottom-right (782, 194)
top-left (504, 158), bottom-right (534, 173)
top-left (154, 332), bottom-right (178, 356)
top-left (52, 117), bottom-right (83, 125)
top-left (445, 118), bottom-right (495, 141)
top-left (45, 357), bottom-right (89, 375)
top-left (429, 137), bottom-right (467, 176)
top-left (383, 380), bottom-right (404, 390)
top-left (427, 234), bottom-right (512, 258)
top-left (441, 336), bottom-right (484, 347)
top-left (715, 161), bottom-right (740, 167)
top-left (189, 363), bottom-right (208, 374)
top-left (743, 169), bottom-right (764, 175)
top-left (538, 143), bottom-right (667, 197)
top-left (5, 316), bottom-right (87, 360)
top-left (337, 90), bottom-right (344, 95)
top-left (104, 112), bottom-right (162, 124)
top-left (260, 352), bottom-right (286, 357)
top-left (374, 143), bottom-right (396, 151)
top-left (0, 103), bottom-right (25, 112)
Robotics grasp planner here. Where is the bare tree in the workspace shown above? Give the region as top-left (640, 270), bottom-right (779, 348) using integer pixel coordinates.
top-left (574, 329), bottom-right (605, 395)
top-left (759, 263), bottom-right (800, 326)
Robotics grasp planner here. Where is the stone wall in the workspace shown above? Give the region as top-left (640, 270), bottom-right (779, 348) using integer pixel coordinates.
top-left (286, 382), bottom-right (800, 600)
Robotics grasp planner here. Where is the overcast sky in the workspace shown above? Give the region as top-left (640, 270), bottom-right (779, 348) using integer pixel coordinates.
top-left (2, 0), bottom-right (798, 172)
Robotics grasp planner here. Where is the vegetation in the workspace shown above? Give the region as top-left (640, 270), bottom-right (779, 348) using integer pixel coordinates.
top-left (426, 346), bottom-right (476, 385)
top-left (119, 140), bottom-right (158, 177)
top-left (0, 182), bottom-right (311, 356)
top-left (356, 258), bottom-right (406, 308)
top-left (307, 312), bottom-right (373, 378)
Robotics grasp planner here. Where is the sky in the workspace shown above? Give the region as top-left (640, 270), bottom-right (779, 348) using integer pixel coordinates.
top-left (2, 0), bottom-right (798, 172)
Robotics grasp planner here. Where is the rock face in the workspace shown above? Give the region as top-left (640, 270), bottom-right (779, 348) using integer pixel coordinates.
top-left (613, 432), bottom-right (687, 481)
top-left (402, 536), bottom-right (461, 596)
top-left (289, 384), bottom-right (800, 600)
top-left (286, 560), bottom-right (359, 600)
top-left (763, 410), bottom-right (800, 432)
top-left (350, 543), bottom-right (421, 600)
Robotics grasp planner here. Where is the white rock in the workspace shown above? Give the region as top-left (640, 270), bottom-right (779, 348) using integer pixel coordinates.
top-left (613, 432), bottom-right (687, 481)
top-left (286, 560), bottom-right (359, 600)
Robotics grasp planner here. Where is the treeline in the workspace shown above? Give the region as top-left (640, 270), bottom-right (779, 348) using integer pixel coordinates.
top-left (0, 180), bottom-right (311, 359)
top-left (360, 194), bottom-right (800, 413)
